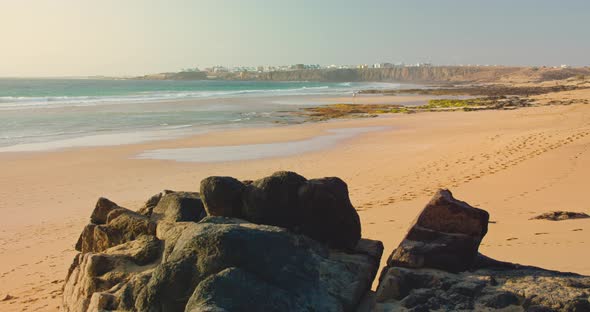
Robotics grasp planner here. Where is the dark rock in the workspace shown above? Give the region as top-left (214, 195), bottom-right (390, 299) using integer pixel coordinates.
top-left (527, 306), bottom-right (558, 312)
top-left (90, 197), bottom-right (119, 224)
top-left (449, 279), bottom-right (486, 297)
top-left (376, 189), bottom-right (590, 312)
top-left (400, 288), bottom-right (435, 308)
top-left (75, 198), bottom-right (156, 253)
top-left (376, 266), bottom-right (590, 312)
top-left (136, 190), bottom-right (174, 217)
top-left (241, 171), bottom-right (307, 227)
top-left (200, 176), bottom-right (245, 218)
top-left (136, 192), bottom-right (161, 217)
top-left (64, 216), bottom-right (382, 312)
top-left (185, 267), bottom-right (298, 312)
top-left (387, 189), bottom-right (489, 273)
top-left (480, 291), bottom-right (521, 308)
top-left (564, 299), bottom-right (590, 312)
top-left (150, 191), bottom-right (205, 223)
top-left (198, 172), bottom-right (362, 249)
top-left (530, 211), bottom-right (590, 221)
top-left (1, 294), bottom-right (16, 301)
top-left (298, 177), bottom-right (361, 250)
top-left (103, 235), bottom-right (161, 266)
top-left (408, 305), bottom-right (430, 312)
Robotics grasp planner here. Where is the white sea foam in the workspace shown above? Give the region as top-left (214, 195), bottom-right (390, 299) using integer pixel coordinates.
top-left (0, 87), bottom-right (341, 110)
top-left (0, 80), bottom-right (404, 150)
top-left (0, 82), bottom-right (402, 110)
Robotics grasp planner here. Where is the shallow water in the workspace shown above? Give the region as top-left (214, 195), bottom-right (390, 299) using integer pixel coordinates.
top-left (135, 126), bottom-right (389, 162)
top-left (0, 79), bottom-right (402, 150)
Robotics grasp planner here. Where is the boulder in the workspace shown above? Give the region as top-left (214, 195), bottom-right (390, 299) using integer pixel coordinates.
top-left (90, 197), bottom-right (119, 224)
top-left (64, 217), bottom-right (383, 312)
top-left (375, 266), bottom-right (590, 312)
top-left (150, 191), bottom-right (205, 223)
top-left (298, 177), bottom-right (361, 250)
top-left (387, 189), bottom-right (489, 273)
top-left (137, 189), bottom-right (174, 217)
top-left (200, 176), bottom-right (245, 218)
top-left (199, 171), bottom-right (362, 249)
top-left (242, 171), bottom-right (307, 227)
top-left (375, 189), bottom-right (590, 312)
top-left (63, 237), bottom-right (161, 312)
top-left (75, 198), bottom-right (156, 253)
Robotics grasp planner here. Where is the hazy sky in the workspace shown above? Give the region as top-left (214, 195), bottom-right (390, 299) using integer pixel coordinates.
top-left (1, 0), bottom-right (589, 76)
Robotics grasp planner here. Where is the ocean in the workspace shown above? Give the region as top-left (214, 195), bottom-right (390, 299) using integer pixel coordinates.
top-left (0, 79), bottom-right (401, 152)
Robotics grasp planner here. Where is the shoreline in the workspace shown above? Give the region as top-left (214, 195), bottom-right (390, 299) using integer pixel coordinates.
top-left (1, 101), bottom-right (590, 311)
top-left (0, 92), bottom-right (438, 153)
top-left (5, 79), bottom-right (588, 153)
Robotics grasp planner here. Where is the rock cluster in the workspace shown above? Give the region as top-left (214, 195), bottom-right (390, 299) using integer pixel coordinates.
top-left (375, 189), bottom-right (590, 312)
top-left (63, 176), bottom-right (590, 312)
top-left (386, 189), bottom-right (489, 273)
top-left (530, 211), bottom-right (590, 221)
top-left (200, 171), bottom-right (361, 250)
top-left (63, 172), bottom-right (380, 312)
top-left (375, 266), bottom-right (590, 311)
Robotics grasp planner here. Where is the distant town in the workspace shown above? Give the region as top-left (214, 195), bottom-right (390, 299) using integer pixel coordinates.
top-left (182, 62), bottom-right (434, 75)
top-left (133, 62), bottom-right (582, 82)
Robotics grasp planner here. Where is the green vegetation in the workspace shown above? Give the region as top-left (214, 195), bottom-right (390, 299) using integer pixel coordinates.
top-left (299, 103), bottom-right (411, 121)
top-left (297, 95), bottom-right (536, 122)
top-left (424, 98), bottom-right (488, 109)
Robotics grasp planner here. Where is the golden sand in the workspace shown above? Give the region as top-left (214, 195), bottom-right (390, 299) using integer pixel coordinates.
top-left (1, 100), bottom-right (589, 311)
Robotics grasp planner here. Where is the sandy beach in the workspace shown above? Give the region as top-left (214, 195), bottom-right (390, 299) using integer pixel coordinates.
top-left (0, 97), bottom-right (589, 310)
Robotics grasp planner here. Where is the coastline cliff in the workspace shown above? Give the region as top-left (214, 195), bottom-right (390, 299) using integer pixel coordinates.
top-left (136, 66), bottom-right (590, 83)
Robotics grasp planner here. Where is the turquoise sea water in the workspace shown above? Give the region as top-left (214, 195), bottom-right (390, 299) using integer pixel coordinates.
top-left (0, 79), bottom-right (400, 151)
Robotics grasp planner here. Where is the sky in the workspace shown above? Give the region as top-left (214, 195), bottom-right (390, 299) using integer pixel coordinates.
top-left (1, 0), bottom-right (589, 77)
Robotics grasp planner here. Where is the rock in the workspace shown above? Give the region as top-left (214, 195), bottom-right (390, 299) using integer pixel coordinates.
top-left (1, 294), bottom-right (16, 301)
top-left (527, 306), bottom-right (558, 312)
top-left (200, 176), bottom-right (245, 218)
top-left (386, 189), bottom-right (489, 273)
top-left (198, 172), bottom-right (362, 249)
top-left (184, 267), bottom-right (300, 311)
top-left (90, 197), bottom-right (119, 224)
top-left (375, 189), bottom-right (590, 312)
top-left (103, 234), bottom-right (161, 265)
top-left (298, 177), bottom-right (361, 250)
top-left (137, 192), bottom-right (162, 217)
top-left (242, 171), bottom-right (307, 227)
top-left (530, 211), bottom-right (590, 221)
top-left (63, 249), bottom-right (157, 312)
top-left (480, 291), bottom-right (521, 309)
top-left (67, 179), bottom-right (590, 312)
top-left (375, 266), bottom-right (590, 312)
top-left (75, 198), bottom-right (156, 253)
top-left (564, 299), bottom-right (590, 312)
top-left (150, 191), bottom-right (205, 223)
top-left (63, 217), bottom-right (382, 312)
top-left (137, 190), bottom-right (174, 217)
